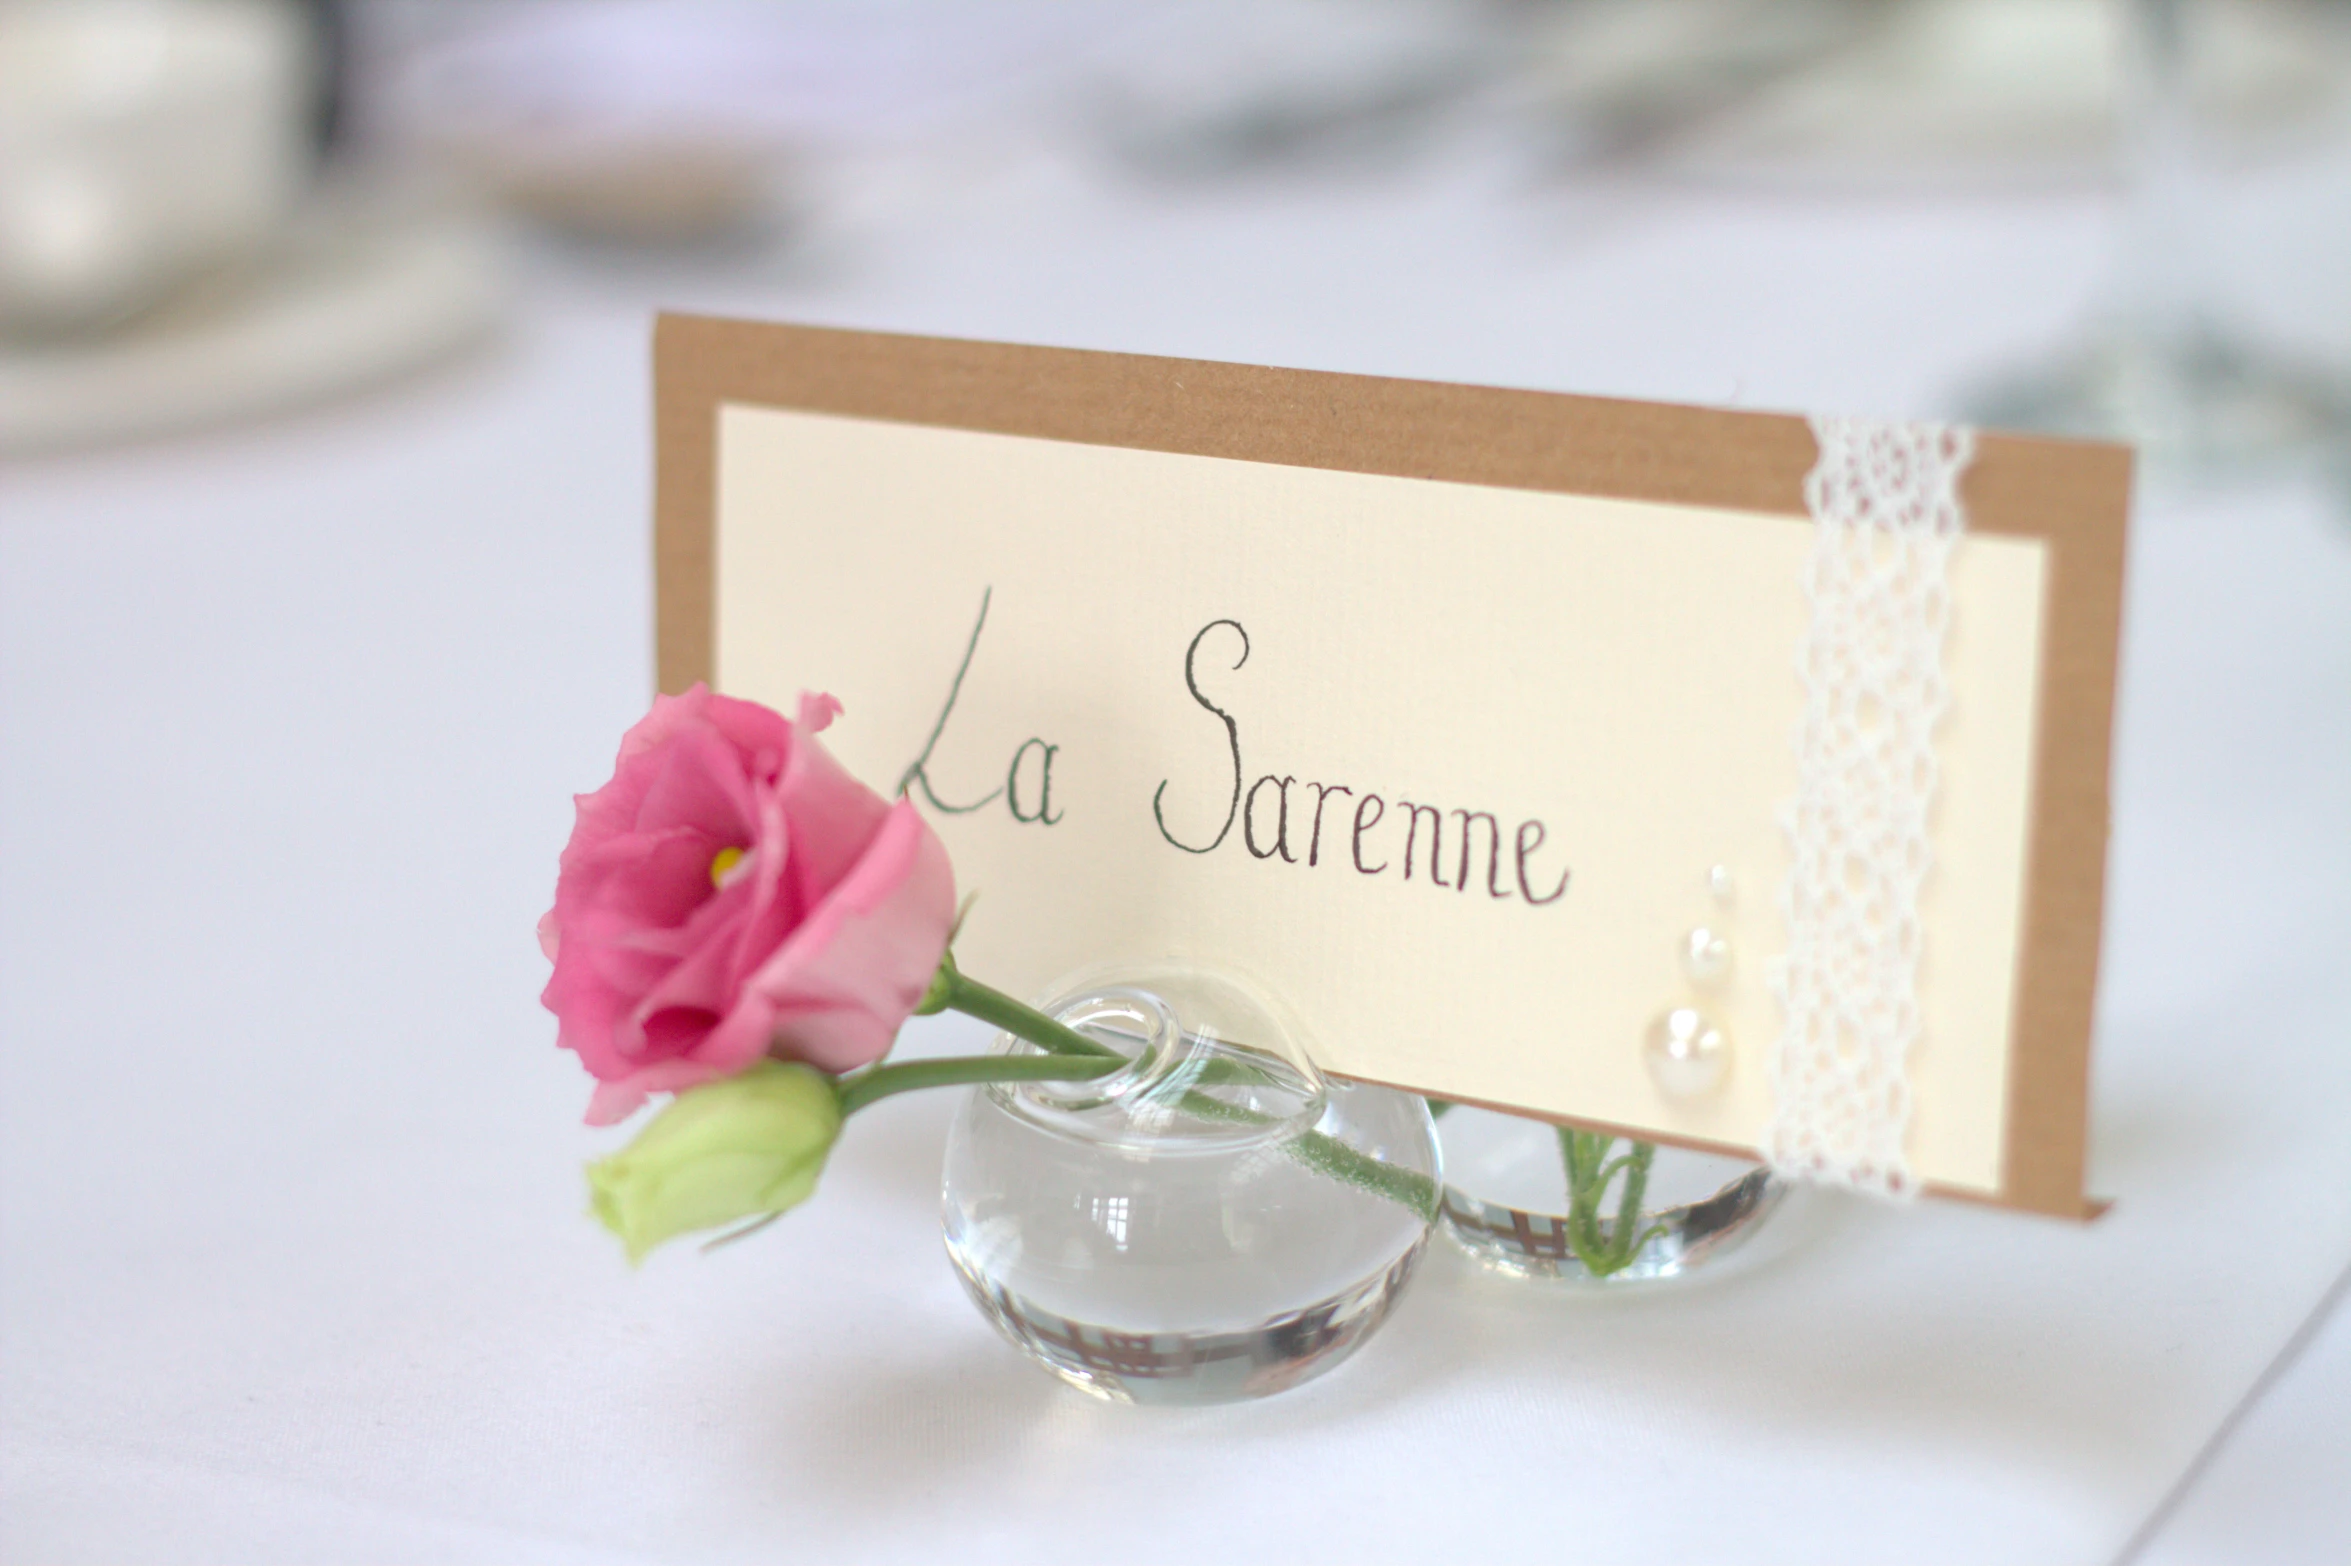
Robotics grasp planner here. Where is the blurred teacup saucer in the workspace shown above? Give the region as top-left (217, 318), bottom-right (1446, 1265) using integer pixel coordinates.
top-left (0, 178), bottom-right (503, 454)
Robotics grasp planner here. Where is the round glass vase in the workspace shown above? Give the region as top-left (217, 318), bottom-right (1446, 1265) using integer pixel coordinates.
top-left (1436, 1104), bottom-right (1786, 1287)
top-left (940, 965), bottom-right (1441, 1405)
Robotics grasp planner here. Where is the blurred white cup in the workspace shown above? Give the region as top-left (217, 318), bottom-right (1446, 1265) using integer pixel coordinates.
top-left (0, 0), bottom-right (314, 338)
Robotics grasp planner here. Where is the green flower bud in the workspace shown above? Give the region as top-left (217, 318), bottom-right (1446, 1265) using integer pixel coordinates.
top-left (587, 1061), bottom-right (842, 1263)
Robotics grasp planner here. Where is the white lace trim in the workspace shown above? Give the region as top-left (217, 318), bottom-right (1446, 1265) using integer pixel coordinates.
top-left (1767, 416), bottom-right (1974, 1199)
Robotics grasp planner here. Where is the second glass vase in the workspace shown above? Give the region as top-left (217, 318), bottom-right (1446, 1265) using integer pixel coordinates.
top-left (940, 964), bottom-right (1440, 1404)
top-left (1437, 1104), bottom-right (1786, 1286)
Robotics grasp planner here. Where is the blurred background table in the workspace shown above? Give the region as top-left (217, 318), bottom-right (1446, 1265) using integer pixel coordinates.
top-left (4, 3), bottom-right (2348, 1562)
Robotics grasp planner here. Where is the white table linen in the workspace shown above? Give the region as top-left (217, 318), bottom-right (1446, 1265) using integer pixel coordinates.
top-left (5, 102), bottom-right (2349, 1564)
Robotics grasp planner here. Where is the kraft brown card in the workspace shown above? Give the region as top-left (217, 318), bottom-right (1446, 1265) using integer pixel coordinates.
top-left (654, 314), bottom-right (2130, 1219)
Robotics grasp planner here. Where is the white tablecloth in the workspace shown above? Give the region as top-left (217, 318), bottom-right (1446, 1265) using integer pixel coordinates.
top-left (5, 97), bottom-right (2349, 1564)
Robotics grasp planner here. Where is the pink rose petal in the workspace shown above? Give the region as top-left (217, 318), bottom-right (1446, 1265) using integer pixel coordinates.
top-left (540, 684), bottom-right (956, 1124)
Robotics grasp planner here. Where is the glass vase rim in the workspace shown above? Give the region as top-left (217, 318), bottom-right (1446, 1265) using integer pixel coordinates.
top-left (985, 971), bottom-right (1331, 1156)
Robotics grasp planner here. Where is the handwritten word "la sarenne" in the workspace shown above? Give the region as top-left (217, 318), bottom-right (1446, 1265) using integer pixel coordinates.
top-left (1153, 619), bottom-right (1569, 906)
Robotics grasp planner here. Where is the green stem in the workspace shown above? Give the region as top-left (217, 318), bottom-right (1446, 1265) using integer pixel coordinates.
top-left (1171, 1088), bottom-right (1437, 1214)
top-left (1554, 1128), bottom-right (1663, 1277)
top-left (1570, 1131), bottom-right (1609, 1263)
top-left (1609, 1141), bottom-right (1657, 1270)
top-left (836, 1052), bottom-right (1118, 1117)
top-left (917, 958), bottom-right (1120, 1060)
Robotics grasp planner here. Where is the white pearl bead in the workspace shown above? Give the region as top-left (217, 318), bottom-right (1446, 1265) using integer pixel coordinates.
top-left (1707, 864), bottom-right (1736, 904)
top-left (1681, 926), bottom-right (1732, 989)
top-left (1645, 1007), bottom-right (1728, 1099)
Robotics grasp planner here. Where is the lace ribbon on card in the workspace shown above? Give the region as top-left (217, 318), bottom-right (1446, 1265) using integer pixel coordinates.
top-left (1767, 416), bottom-right (1975, 1199)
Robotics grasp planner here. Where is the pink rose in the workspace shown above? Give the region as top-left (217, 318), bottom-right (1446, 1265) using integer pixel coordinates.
top-left (540, 685), bottom-right (955, 1126)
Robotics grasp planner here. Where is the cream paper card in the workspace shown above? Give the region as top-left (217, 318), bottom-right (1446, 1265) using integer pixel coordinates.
top-left (656, 317), bottom-right (2130, 1217)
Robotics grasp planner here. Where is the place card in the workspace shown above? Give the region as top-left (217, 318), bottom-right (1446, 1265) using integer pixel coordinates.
top-left (654, 316), bottom-right (2129, 1218)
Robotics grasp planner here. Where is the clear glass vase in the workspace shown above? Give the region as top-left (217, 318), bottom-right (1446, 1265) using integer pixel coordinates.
top-left (939, 964), bottom-right (1440, 1404)
top-left (1436, 1104), bottom-right (1786, 1286)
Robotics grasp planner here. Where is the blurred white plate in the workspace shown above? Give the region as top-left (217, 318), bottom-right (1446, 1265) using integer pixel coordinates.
top-left (1529, 0), bottom-right (2351, 189)
top-left (0, 182), bottom-right (503, 454)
